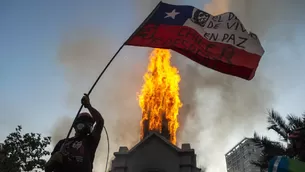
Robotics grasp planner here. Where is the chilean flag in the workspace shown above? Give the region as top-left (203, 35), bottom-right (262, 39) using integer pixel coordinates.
top-left (125, 2), bottom-right (265, 80)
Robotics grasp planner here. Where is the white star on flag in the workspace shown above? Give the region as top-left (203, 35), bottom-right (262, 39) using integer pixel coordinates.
top-left (164, 9), bottom-right (180, 19)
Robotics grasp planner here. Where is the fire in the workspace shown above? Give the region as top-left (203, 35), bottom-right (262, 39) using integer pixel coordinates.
top-left (138, 48), bottom-right (182, 145)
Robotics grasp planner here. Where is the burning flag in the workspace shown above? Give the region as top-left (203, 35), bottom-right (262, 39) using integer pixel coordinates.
top-left (125, 2), bottom-right (265, 80)
top-left (138, 48), bottom-right (182, 145)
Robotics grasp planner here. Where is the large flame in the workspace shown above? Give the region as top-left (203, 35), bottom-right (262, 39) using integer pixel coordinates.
top-left (138, 48), bottom-right (182, 145)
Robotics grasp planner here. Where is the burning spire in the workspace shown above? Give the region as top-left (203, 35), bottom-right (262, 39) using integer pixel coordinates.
top-left (138, 48), bottom-right (182, 145)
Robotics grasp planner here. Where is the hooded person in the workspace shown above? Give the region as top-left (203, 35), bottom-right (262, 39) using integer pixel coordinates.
top-left (45, 94), bottom-right (104, 172)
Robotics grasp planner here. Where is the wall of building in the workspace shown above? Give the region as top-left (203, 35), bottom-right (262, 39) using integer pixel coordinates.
top-left (110, 133), bottom-right (201, 172)
top-left (127, 138), bottom-right (180, 172)
top-left (225, 138), bottom-right (262, 172)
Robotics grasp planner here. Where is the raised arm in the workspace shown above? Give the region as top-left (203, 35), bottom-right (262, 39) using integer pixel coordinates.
top-left (81, 94), bottom-right (104, 140)
top-left (88, 105), bottom-right (104, 139)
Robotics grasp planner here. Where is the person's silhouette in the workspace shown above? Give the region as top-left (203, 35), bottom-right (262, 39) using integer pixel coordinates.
top-left (45, 94), bottom-right (104, 172)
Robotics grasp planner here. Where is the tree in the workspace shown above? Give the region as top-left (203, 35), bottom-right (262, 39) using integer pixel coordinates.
top-left (250, 109), bottom-right (305, 170)
top-left (0, 125), bottom-right (51, 172)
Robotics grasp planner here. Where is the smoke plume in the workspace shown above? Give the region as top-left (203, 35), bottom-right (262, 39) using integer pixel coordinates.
top-left (51, 116), bottom-right (74, 146)
top-left (51, 0), bottom-right (304, 171)
top-left (192, 0), bottom-right (304, 171)
top-left (174, 57), bottom-right (273, 171)
top-left (53, 30), bottom-right (143, 170)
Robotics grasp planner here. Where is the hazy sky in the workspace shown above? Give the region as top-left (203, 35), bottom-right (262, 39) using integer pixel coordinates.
top-left (0, 0), bottom-right (138, 137)
top-left (1, 0), bottom-right (305, 172)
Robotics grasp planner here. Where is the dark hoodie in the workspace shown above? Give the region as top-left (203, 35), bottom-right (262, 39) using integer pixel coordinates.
top-left (51, 121), bottom-right (103, 172)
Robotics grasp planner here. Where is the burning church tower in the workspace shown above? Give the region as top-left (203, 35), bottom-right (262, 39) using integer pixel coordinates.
top-left (110, 49), bottom-right (201, 172)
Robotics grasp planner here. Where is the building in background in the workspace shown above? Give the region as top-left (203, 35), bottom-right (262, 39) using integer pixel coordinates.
top-left (225, 138), bottom-right (263, 172)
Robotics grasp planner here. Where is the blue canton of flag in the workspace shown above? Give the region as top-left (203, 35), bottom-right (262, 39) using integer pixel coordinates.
top-left (148, 3), bottom-right (194, 25)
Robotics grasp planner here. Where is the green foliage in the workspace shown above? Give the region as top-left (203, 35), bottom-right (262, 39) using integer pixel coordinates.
top-left (250, 109), bottom-right (305, 170)
top-left (0, 125), bottom-right (51, 172)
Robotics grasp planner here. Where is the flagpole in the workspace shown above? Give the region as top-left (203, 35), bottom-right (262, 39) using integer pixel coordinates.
top-left (63, 1), bottom-right (162, 146)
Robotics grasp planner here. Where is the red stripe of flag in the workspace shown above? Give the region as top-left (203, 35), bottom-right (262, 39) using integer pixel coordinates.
top-left (126, 24), bottom-right (261, 80)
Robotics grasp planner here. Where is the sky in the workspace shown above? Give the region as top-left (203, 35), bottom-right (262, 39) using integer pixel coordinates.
top-left (0, 0), bottom-right (140, 136)
top-left (1, 0), bottom-right (305, 172)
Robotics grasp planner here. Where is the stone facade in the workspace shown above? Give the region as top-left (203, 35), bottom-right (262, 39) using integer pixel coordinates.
top-left (110, 132), bottom-right (201, 172)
